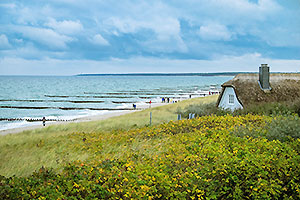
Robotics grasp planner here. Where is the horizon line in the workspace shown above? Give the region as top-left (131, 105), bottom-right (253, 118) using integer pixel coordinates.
top-left (0, 71), bottom-right (299, 76)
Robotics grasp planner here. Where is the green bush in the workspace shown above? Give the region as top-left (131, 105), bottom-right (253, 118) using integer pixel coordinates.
top-left (232, 115), bottom-right (300, 142)
top-left (266, 115), bottom-right (300, 142)
top-left (177, 101), bottom-right (296, 118)
top-left (290, 100), bottom-right (300, 116)
top-left (234, 102), bottom-right (293, 116)
top-left (176, 102), bottom-right (231, 118)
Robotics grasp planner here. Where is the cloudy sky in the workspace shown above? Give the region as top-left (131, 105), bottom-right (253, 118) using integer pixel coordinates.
top-left (0, 0), bottom-right (300, 75)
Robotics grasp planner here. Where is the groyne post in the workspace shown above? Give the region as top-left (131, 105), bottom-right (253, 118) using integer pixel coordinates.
top-left (42, 117), bottom-right (46, 126)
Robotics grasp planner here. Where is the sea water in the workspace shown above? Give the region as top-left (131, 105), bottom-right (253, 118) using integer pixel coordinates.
top-left (0, 75), bottom-right (233, 131)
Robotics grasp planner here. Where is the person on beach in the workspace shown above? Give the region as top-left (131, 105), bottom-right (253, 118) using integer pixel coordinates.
top-left (162, 97), bottom-right (165, 103)
top-left (149, 100), bottom-right (152, 108)
top-left (42, 117), bottom-right (46, 126)
top-left (133, 104), bottom-right (136, 110)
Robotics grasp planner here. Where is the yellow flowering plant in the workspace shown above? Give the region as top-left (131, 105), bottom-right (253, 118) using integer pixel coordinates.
top-left (1, 114), bottom-right (300, 199)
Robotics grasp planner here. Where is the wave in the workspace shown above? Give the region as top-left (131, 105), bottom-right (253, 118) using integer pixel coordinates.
top-left (0, 106), bottom-right (137, 110)
top-left (0, 99), bottom-right (104, 103)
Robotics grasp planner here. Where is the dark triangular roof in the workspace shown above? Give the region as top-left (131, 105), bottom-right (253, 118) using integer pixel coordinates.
top-left (217, 73), bottom-right (300, 107)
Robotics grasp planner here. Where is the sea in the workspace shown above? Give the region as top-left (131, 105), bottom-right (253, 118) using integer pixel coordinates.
top-left (0, 75), bottom-right (233, 132)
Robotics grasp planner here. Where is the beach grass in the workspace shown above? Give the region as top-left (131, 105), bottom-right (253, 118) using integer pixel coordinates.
top-left (2, 112), bottom-right (299, 199)
top-left (0, 95), bottom-right (217, 177)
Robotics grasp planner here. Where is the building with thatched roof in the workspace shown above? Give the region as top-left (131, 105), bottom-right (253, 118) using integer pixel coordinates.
top-left (217, 64), bottom-right (300, 110)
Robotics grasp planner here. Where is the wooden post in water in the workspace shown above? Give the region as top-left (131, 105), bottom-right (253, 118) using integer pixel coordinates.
top-left (42, 117), bottom-right (46, 126)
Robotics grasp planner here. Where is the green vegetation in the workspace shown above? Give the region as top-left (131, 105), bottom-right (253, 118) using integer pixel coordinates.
top-left (176, 102), bottom-right (229, 117)
top-left (1, 114), bottom-right (300, 199)
top-left (1, 95), bottom-right (300, 199)
top-left (177, 100), bottom-right (300, 118)
top-left (0, 95), bottom-right (217, 177)
top-left (233, 115), bottom-right (300, 142)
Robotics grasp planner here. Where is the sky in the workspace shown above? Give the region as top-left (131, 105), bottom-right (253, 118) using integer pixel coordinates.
top-left (0, 0), bottom-right (300, 75)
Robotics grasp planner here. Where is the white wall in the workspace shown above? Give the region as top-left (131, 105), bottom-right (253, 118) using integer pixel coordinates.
top-left (218, 87), bottom-right (243, 111)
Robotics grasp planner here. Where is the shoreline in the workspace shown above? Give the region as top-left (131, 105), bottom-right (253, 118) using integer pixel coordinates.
top-left (0, 102), bottom-right (165, 136)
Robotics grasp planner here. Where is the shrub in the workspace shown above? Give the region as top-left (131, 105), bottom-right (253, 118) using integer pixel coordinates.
top-left (232, 115), bottom-right (300, 142)
top-left (266, 115), bottom-right (300, 142)
top-left (176, 102), bottom-right (231, 118)
top-left (290, 99), bottom-right (300, 116)
top-left (233, 102), bottom-right (293, 116)
top-left (177, 101), bottom-right (297, 118)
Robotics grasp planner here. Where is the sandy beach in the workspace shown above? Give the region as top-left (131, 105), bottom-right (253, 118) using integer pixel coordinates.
top-left (0, 102), bottom-right (165, 136)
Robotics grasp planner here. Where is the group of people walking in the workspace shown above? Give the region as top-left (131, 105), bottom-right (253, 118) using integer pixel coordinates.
top-left (162, 97), bottom-right (172, 103)
top-left (131, 97), bottom-right (179, 110)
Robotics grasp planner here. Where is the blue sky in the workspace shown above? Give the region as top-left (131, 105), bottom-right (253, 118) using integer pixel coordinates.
top-left (0, 0), bottom-right (300, 75)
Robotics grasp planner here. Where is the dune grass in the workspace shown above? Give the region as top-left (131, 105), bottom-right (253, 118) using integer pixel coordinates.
top-left (0, 95), bottom-right (217, 177)
top-left (2, 114), bottom-right (300, 199)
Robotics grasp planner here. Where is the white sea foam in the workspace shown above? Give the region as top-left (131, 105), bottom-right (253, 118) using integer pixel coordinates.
top-left (0, 110), bottom-right (110, 132)
top-left (0, 120), bottom-right (40, 132)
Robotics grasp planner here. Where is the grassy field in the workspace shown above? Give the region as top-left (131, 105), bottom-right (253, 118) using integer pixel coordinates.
top-left (0, 95), bottom-right (217, 177)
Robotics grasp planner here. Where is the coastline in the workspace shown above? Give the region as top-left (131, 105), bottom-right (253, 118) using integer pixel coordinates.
top-left (0, 76), bottom-right (230, 136)
top-left (0, 102), bottom-right (165, 136)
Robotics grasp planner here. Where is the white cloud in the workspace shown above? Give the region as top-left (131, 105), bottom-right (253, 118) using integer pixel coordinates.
top-left (1, 54), bottom-right (300, 75)
top-left (15, 5), bottom-right (71, 26)
top-left (90, 34), bottom-right (109, 46)
top-left (206, 0), bottom-right (281, 20)
top-left (16, 7), bottom-right (38, 25)
top-left (142, 36), bottom-right (187, 53)
top-left (199, 23), bottom-right (233, 41)
top-left (104, 16), bottom-right (180, 40)
top-left (104, 16), bottom-right (187, 52)
top-left (14, 39), bottom-right (23, 43)
top-left (45, 18), bottom-right (83, 35)
top-left (16, 26), bottom-right (74, 49)
top-left (104, 17), bottom-right (135, 34)
top-left (0, 34), bottom-right (11, 49)
top-left (255, 27), bottom-right (300, 47)
top-left (1, 0), bottom-right (298, 68)
top-left (1, 44), bottom-right (66, 59)
top-left (0, 3), bottom-right (16, 9)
